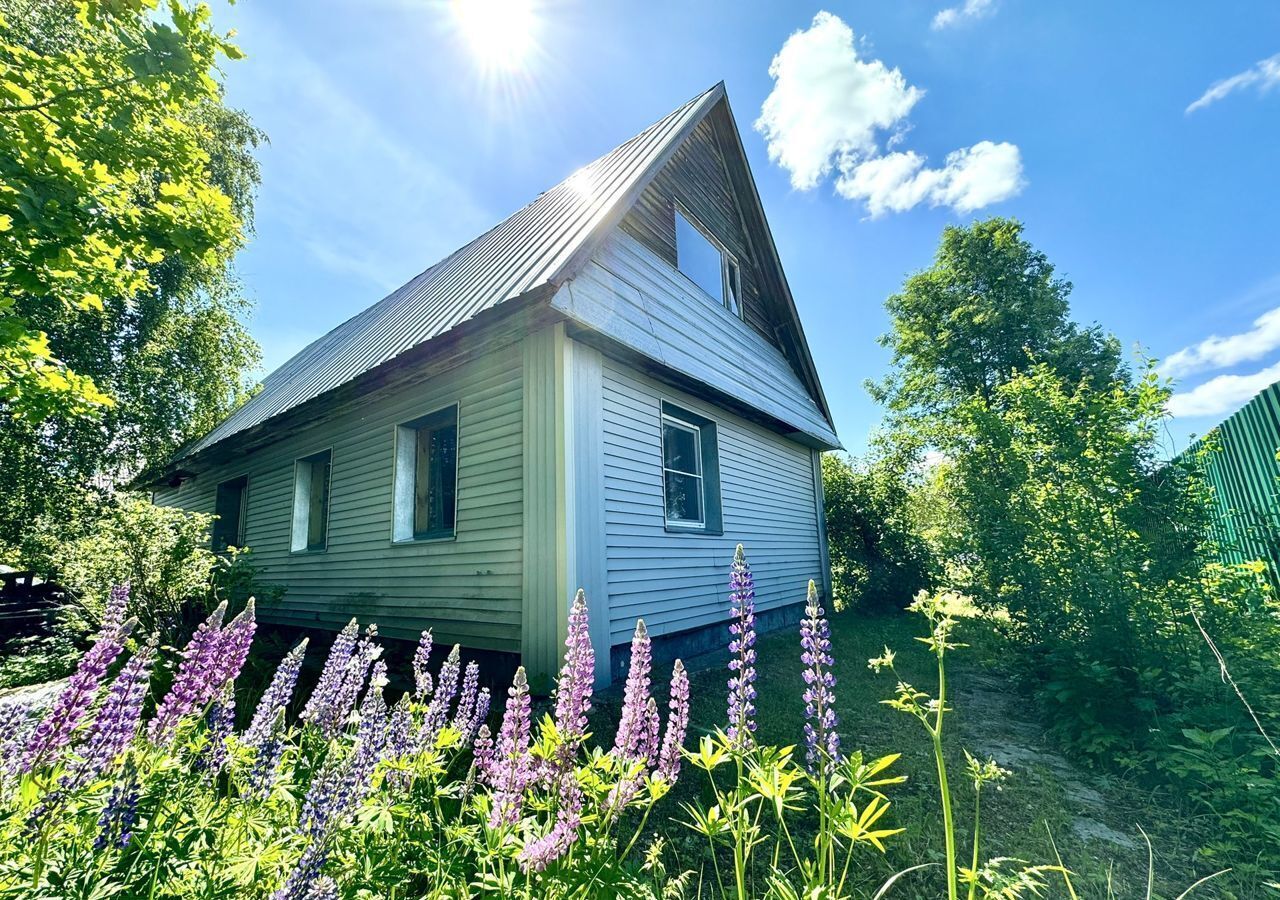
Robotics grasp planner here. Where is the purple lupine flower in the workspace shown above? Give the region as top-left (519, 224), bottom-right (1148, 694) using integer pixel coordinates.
top-left (726, 544), bottom-right (758, 750)
top-left (272, 839), bottom-right (330, 900)
top-left (422, 644), bottom-right (461, 745)
top-left (412, 629), bottom-right (434, 701)
top-left (552, 590), bottom-right (594, 768)
top-left (100, 584), bottom-right (130, 636)
top-left (148, 601), bottom-right (227, 745)
top-left (315, 626), bottom-right (380, 740)
top-left (0, 701), bottom-right (35, 771)
top-left (94, 759), bottom-right (140, 851)
top-left (521, 766), bottom-right (584, 871)
top-left (248, 708), bottom-right (288, 799)
top-left (304, 876), bottom-right (339, 900)
top-left (656, 659), bottom-right (690, 782)
top-left (65, 637), bottom-right (157, 790)
top-left (19, 608), bottom-right (134, 772)
top-left (488, 667), bottom-right (532, 828)
top-left (800, 580), bottom-right (841, 775)
top-left (386, 692), bottom-right (414, 761)
top-left (209, 599), bottom-right (257, 688)
top-left (199, 683), bottom-right (236, 778)
top-left (612, 619), bottom-right (653, 761)
top-left (467, 687), bottom-right (491, 745)
top-left (301, 618), bottom-right (358, 727)
top-left (451, 660), bottom-right (480, 736)
top-left (472, 723), bottom-right (494, 783)
top-left (245, 638), bottom-right (309, 748)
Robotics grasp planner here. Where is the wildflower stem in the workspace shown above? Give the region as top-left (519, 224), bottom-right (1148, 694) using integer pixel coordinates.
top-left (933, 640), bottom-right (958, 900)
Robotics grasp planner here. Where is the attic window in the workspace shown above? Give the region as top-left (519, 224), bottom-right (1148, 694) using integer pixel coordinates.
top-left (675, 205), bottom-right (742, 318)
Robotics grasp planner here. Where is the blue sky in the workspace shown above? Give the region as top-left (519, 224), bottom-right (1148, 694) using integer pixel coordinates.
top-left (214, 0), bottom-right (1279, 455)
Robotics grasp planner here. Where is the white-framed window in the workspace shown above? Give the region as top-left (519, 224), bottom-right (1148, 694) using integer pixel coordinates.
top-left (212, 475), bottom-right (248, 552)
top-left (291, 449), bottom-right (332, 552)
top-left (393, 404), bottom-right (459, 542)
top-left (662, 413), bottom-right (705, 527)
top-left (674, 204), bottom-right (743, 318)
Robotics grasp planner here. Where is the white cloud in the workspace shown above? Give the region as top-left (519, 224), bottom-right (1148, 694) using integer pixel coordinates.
top-left (755, 12), bottom-right (924, 191)
top-left (836, 141), bottom-right (1024, 217)
top-left (756, 11), bottom-right (1025, 217)
top-left (1167, 359), bottom-right (1280, 418)
top-left (1186, 52), bottom-right (1280, 114)
top-left (1161, 305), bottom-right (1280, 379)
top-left (932, 0), bottom-right (997, 30)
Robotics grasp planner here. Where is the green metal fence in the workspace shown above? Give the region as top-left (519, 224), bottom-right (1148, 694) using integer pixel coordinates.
top-left (1178, 380), bottom-right (1280, 589)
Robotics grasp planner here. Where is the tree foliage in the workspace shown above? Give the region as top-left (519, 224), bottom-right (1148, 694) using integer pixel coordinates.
top-left (822, 447), bottom-right (933, 611)
top-left (0, 0), bottom-right (262, 552)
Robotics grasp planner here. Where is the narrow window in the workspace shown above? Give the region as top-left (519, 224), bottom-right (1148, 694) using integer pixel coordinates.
top-left (674, 204), bottom-right (744, 319)
top-left (394, 405), bottom-right (459, 541)
top-left (212, 476), bottom-right (247, 551)
top-left (291, 450), bottom-right (332, 552)
top-left (660, 402), bottom-right (723, 533)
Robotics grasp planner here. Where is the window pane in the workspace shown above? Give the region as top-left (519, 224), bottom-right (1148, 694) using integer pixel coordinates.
top-left (664, 471), bottom-right (704, 524)
top-left (662, 419), bottom-right (700, 476)
top-left (307, 456), bottom-right (330, 550)
top-left (213, 478), bottom-right (246, 551)
top-left (413, 415), bottom-right (458, 538)
top-left (675, 209), bottom-right (724, 304)
top-left (725, 258), bottom-right (742, 317)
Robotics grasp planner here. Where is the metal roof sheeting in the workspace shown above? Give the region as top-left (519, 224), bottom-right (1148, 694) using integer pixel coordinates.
top-left (180, 84), bottom-right (723, 459)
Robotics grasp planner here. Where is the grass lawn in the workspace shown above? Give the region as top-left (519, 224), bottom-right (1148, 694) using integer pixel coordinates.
top-left (593, 608), bottom-right (1226, 899)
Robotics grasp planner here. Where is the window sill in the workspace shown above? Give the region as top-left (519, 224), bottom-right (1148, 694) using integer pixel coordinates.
top-left (391, 532), bottom-right (457, 546)
top-left (663, 522), bottom-right (723, 537)
top-left (290, 547), bottom-right (328, 555)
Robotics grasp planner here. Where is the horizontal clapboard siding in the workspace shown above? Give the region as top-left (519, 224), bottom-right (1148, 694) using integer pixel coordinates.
top-left (601, 357), bottom-right (822, 645)
top-left (553, 229), bottom-right (838, 448)
top-left (152, 346), bottom-right (524, 650)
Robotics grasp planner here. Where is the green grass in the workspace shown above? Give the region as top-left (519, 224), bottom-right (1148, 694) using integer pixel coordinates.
top-left (593, 609), bottom-right (1227, 899)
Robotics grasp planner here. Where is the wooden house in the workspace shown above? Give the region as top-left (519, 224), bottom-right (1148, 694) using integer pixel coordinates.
top-left (145, 84), bottom-right (841, 686)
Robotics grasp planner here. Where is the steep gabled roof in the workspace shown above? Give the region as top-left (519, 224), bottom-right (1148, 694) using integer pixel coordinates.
top-left (167, 83), bottom-right (836, 470)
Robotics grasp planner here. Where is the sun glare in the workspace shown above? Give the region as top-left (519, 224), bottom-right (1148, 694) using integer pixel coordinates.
top-left (450, 0), bottom-right (540, 73)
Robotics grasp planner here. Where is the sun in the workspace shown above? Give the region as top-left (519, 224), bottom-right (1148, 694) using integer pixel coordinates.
top-left (450, 0), bottom-right (541, 73)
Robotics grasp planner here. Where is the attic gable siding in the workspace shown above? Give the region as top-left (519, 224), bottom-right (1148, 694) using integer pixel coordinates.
top-left (618, 117), bottom-right (775, 343)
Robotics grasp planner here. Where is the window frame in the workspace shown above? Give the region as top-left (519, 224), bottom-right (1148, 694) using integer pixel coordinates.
top-left (659, 400), bottom-right (723, 536)
top-left (391, 402), bottom-right (461, 544)
top-left (212, 474), bottom-right (249, 552)
top-left (673, 200), bottom-right (745, 321)
top-left (290, 448), bottom-right (333, 554)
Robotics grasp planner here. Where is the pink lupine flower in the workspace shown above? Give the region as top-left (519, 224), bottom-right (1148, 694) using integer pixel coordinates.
top-left (488, 667), bottom-right (532, 828)
top-left (726, 545), bottom-right (758, 750)
top-left (656, 659), bottom-right (690, 782)
top-left (19, 587), bottom-right (134, 771)
top-left (612, 619), bottom-right (653, 761)
top-left (552, 590), bottom-right (594, 767)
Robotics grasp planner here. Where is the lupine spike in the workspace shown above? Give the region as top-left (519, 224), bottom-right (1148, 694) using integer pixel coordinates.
top-left (246, 638), bottom-right (308, 748)
top-left (488, 667), bottom-right (532, 827)
top-left (148, 601), bottom-right (228, 745)
top-left (552, 590), bottom-right (594, 769)
top-left (248, 708), bottom-right (288, 799)
top-left (800, 579), bottom-right (841, 775)
top-left (451, 660), bottom-right (480, 736)
top-left (726, 544), bottom-right (758, 750)
top-left (412, 629), bottom-right (434, 700)
top-left (19, 609), bottom-right (135, 771)
top-left (468, 687), bottom-right (491, 745)
top-left (65, 636), bottom-right (157, 789)
top-left (200, 683), bottom-right (236, 778)
top-left (302, 618), bottom-right (359, 727)
top-left (612, 619), bottom-right (652, 761)
top-left (422, 644), bottom-right (461, 744)
top-left (657, 659), bottom-right (690, 782)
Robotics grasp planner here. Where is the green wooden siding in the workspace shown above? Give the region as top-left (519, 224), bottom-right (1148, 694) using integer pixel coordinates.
top-left (152, 345), bottom-right (524, 650)
top-left (1178, 380), bottom-right (1280, 588)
